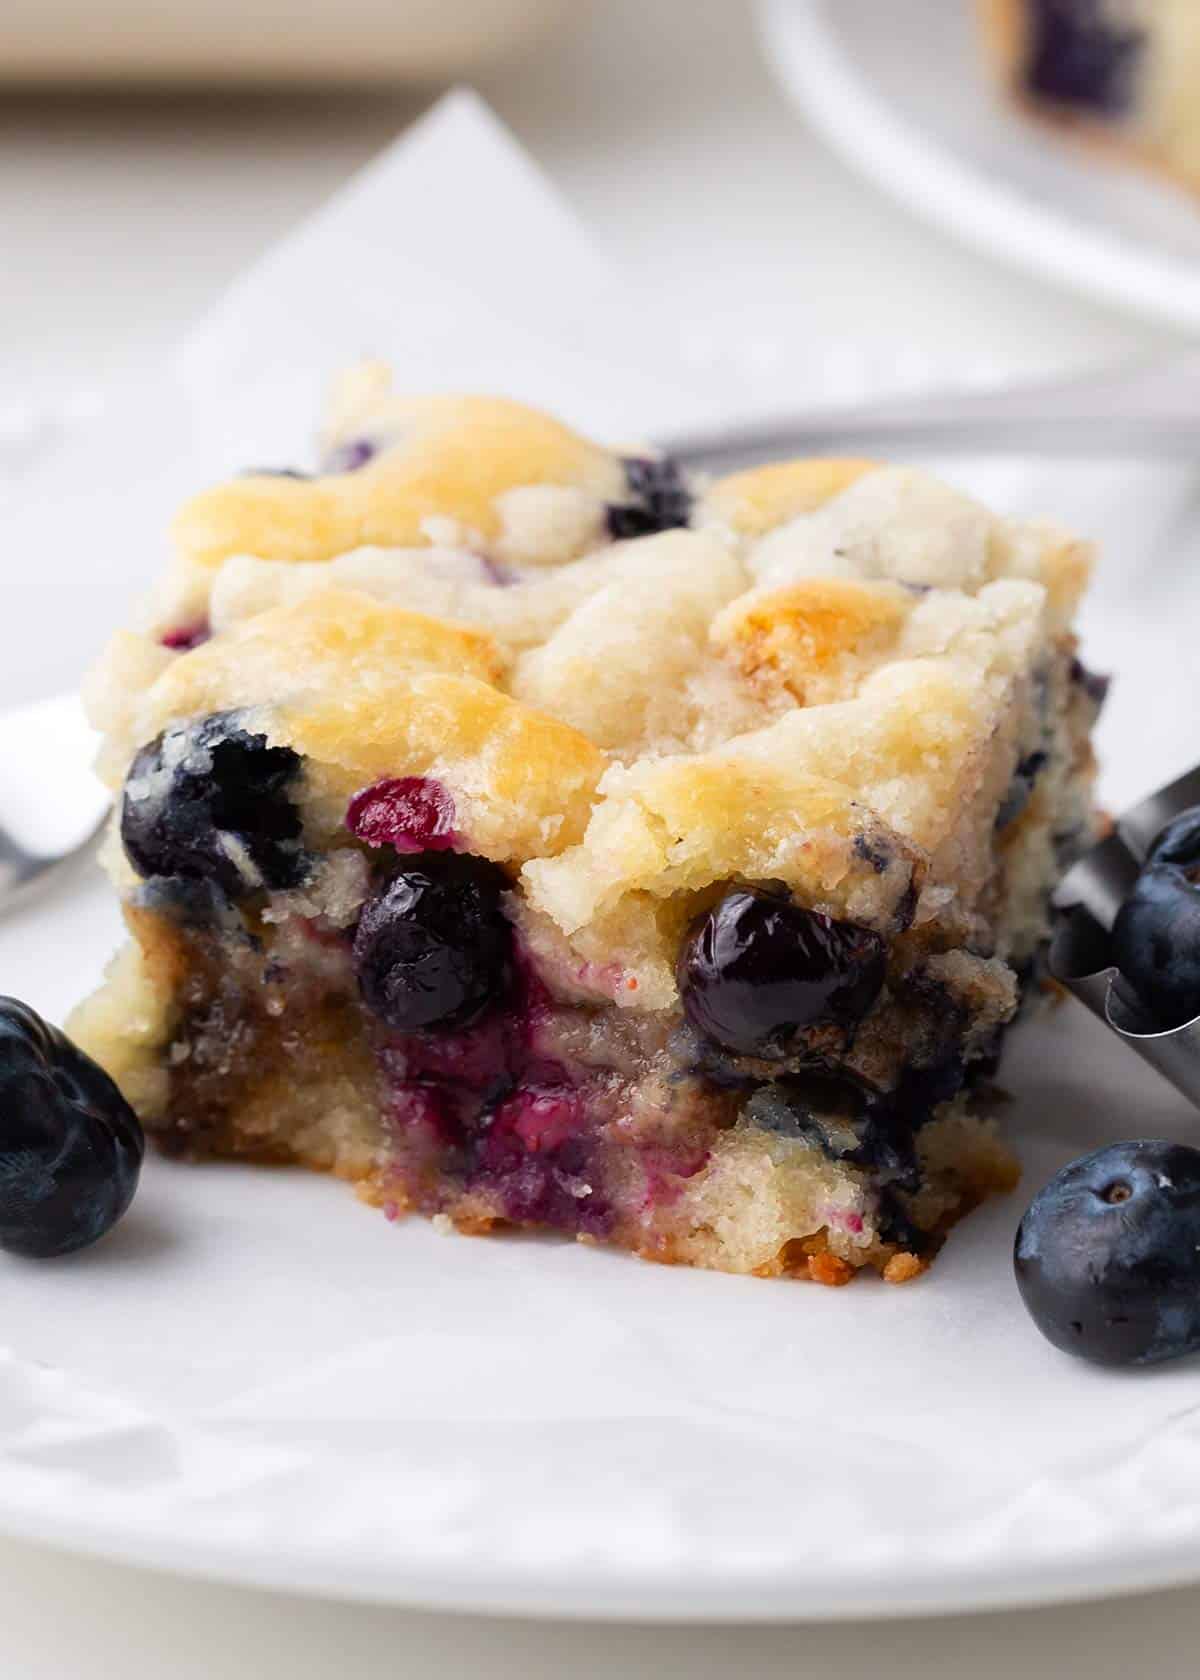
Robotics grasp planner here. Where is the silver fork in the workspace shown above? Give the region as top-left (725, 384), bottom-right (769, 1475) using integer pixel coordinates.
top-left (3, 350), bottom-right (1198, 918)
top-left (0, 693), bottom-right (108, 914)
top-left (666, 349), bottom-right (1200, 471)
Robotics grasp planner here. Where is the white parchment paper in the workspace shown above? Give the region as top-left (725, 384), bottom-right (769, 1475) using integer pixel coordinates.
top-left (2, 92), bottom-right (1200, 1619)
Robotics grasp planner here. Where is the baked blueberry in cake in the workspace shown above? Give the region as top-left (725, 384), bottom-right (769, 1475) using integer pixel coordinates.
top-left (979, 0), bottom-right (1200, 194)
top-left (70, 363), bottom-right (1103, 1284)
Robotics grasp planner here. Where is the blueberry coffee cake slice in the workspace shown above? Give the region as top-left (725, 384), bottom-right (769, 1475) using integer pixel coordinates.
top-left (979, 0), bottom-right (1200, 194)
top-left (70, 366), bottom-right (1103, 1284)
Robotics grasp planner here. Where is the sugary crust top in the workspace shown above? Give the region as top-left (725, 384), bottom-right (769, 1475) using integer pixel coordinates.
top-left (87, 366), bottom-right (1093, 1007)
top-left (93, 590), bottom-right (605, 869)
top-left (174, 387), bottom-right (624, 569)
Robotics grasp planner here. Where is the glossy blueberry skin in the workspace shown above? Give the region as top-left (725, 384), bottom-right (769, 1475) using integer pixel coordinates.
top-left (0, 998), bottom-right (144, 1259)
top-left (1146, 806), bottom-right (1200, 869)
top-left (606, 456), bottom-right (692, 541)
top-left (353, 853), bottom-right (513, 1033)
top-left (1112, 862), bottom-right (1200, 1029)
top-left (677, 887), bottom-right (887, 1059)
top-left (121, 711), bottom-right (308, 899)
top-left (1015, 1140), bottom-right (1200, 1367)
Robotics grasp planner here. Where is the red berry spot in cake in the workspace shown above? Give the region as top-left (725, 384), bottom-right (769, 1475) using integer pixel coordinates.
top-left (476, 1111), bottom-right (612, 1237)
top-left (160, 622), bottom-right (211, 652)
top-left (371, 949), bottom-right (620, 1237)
top-left (387, 1080), bottom-right (457, 1139)
top-left (493, 1085), bottom-right (583, 1153)
top-left (346, 777), bottom-right (458, 854)
top-left (639, 1139), bottom-right (711, 1209)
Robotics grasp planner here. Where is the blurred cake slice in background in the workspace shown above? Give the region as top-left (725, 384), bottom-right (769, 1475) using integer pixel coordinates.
top-left (979, 0), bottom-right (1200, 195)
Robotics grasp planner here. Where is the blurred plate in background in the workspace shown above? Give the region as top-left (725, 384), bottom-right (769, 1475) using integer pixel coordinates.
top-left (758, 0), bottom-right (1200, 332)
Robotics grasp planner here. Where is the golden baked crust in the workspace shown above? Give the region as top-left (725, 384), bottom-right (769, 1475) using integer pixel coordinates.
top-left (175, 387), bottom-right (624, 569)
top-left (711, 578), bottom-right (913, 704)
top-left (94, 589), bottom-right (607, 867)
top-left (699, 458), bottom-right (877, 538)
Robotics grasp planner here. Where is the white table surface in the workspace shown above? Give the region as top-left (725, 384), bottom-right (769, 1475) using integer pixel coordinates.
top-left (0, 0), bottom-right (1196, 1671)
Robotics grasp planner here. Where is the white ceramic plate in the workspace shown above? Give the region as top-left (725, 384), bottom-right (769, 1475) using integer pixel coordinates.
top-left (5, 855), bottom-right (1200, 1621)
top-left (758, 0), bottom-right (1200, 332)
top-left (2, 404), bottom-right (1200, 1623)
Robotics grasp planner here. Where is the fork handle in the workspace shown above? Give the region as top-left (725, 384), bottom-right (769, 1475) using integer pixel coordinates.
top-left (663, 351), bottom-right (1200, 471)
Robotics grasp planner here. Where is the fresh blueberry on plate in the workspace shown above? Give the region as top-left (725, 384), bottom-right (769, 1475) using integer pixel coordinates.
top-left (0, 998), bottom-right (144, 1258)
top-left (1014, 1139), bottom-right (1200, 1366)
top-left (1111, 805), bottom-right (1200, 1028)
top-left (1145, 805), bottom-right (1200, 870)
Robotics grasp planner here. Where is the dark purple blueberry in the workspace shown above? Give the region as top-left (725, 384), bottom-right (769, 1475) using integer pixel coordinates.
top-left (121, 711), bottom-right (309, 898)
top-left (995, 749), bottom-right (1048, 830)
top-left (875, 1188), bottom-right (926, 1254)
top-left (1025, 0), bottom-right (1144, 114)
top-left (0, 998), bottom-right (144, 1259)
top-left (677, 887), bottom-right (887, 1059)
top-left (852, 835), bottom-right (891, 875)
top-left (1070, 656), bottom-right (1110, 711)
top-left (745, 1074), bottom-right (919, 1189)
top-left (892, 1052), bottom-right (970, 1121)
top-left (606, 456), bottom-right (692, 541)
top-left (324, 439), bottom-right (376, 474)
top-left (1146, 805), bottom-right (1200, 870)
top-left (1112, 862), bottom-right (1200, 1028)
top-left (1015, 1140), bottom-right (1200, 1366)
top-left (353, 853), bottom-right (512, 1033)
